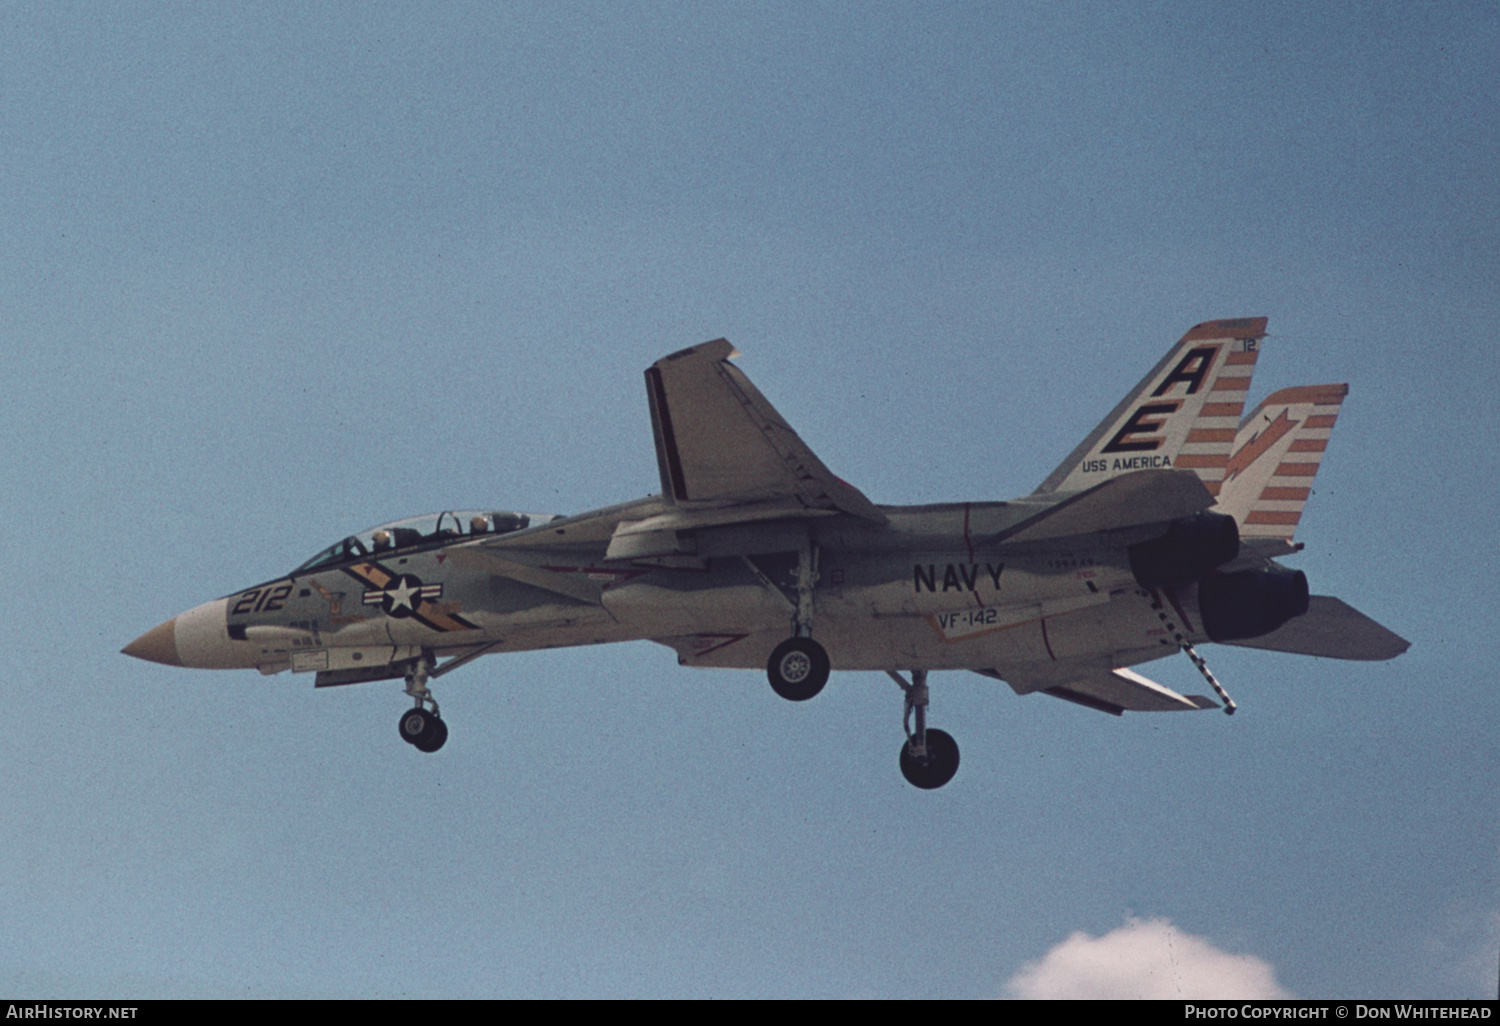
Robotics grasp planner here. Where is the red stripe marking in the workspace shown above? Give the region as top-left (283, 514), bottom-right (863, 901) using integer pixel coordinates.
top-left (1259, 486), bottom-right (1311, 501)
top-left (1246, 510), bottom-right (1303, 525)
top-left (1174, 454), bottom-right (1228, 469)
top-left (1225, 409), bottom-right (1298, 481)
top-left (688, 633), bottom-right (749, 656)
top-left (1274, 462), bottom-right (1320, 476)
top-left (1186, 428), bottom-right (1237, 443)
top-left (963, 503), bottom-right (984, 608)
top-left (1255, 383), bottom-right (1348, 407)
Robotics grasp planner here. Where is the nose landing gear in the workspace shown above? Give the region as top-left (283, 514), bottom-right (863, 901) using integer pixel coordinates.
top-left (398, 656), bottom-right (448, 753)
top-left (399, 707), bottom-right (448, 752)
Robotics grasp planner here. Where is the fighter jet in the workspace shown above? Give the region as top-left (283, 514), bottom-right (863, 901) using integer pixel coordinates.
top-left (124, 318), bottom-right (1407, 788)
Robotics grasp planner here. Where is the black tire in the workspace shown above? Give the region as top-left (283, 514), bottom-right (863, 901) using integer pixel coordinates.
top-left (899, 728), bottom-right (960, 790)
top-left (766, 637), bottom-right (830, 701)
top-left (399, 708), bottom-right (434, 746)
top-left (413, 717), bottom-right (448, 753)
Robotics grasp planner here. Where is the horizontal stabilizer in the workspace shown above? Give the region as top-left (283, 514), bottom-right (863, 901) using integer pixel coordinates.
top-left (995, 469), bottom-right (1215, 544)
top-left (979, 665), bottom-right (1218, 714)
top-left (1223, 595), bottom-right (1409, 661)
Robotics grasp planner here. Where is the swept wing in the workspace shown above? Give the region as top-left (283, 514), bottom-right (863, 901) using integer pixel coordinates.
top-left (645, 340), bottom-right (884, 522)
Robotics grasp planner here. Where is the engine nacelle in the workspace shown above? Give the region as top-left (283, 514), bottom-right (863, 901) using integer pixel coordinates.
top-left (1128, 511), bottom-right (1240, 589)
top-left (1198, 567), bottom-right (1310, 642)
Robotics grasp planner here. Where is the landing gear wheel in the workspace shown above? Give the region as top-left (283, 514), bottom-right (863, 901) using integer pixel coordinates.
top-left (900, 728), bottom-right (960, 790)
top-left (767, 637), bottom-right (830, 701)
top-left (413, 717), bottom-right (448, 753)
top-left (399, 707), bottom-right (445, 751)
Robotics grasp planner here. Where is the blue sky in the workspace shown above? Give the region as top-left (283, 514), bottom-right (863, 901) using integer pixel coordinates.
top-left (2, 1), bottom-right (1496, 998)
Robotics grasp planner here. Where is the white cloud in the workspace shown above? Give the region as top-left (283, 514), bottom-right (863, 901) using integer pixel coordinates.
top-left (1004, 918), bottom-right (1291, 1000)
top-left (1427, 905), bottom-right (1500, 998)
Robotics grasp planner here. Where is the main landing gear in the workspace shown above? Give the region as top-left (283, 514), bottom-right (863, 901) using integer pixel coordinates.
top-left (397, 655), bottom-right (448, 753)
top-left (760, 539), bottom-right (831, 702)
top-left (750, 539), bottom-right (956, 788)
top-left (888, 669), bottom-right (959, 790)
top-left (767, 637), bottom-right (830, 702)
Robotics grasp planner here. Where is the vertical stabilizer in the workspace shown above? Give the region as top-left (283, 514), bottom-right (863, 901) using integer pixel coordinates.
top-left (1213, 384), bottom-right (1348, 540)
top-left (1034, 318), bottom-right (1266, 496)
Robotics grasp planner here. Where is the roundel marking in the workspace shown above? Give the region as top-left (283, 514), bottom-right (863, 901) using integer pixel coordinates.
top-left (382, 574), bottom-right (426, 618)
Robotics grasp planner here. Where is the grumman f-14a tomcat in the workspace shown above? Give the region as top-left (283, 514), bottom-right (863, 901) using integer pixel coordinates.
top-left (125, 317), bottom-right (1408, 789)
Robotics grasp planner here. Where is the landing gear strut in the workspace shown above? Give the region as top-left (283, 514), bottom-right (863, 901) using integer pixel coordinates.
top-left (756, 539), bottom-right (831, 701)
top-left (888, 669), bottom-right (959, 789)
top-left (397, 655), bottom-right (448, 753)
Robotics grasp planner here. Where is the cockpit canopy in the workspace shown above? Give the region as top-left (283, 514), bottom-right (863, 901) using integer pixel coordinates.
top-left (293, 510), bottom-right (559, 574)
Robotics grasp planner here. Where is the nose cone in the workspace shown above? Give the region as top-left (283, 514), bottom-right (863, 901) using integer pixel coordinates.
top-left (122, 618), bottom-right (182, 666)
top-left (123, 598), bottom-right (248, 670)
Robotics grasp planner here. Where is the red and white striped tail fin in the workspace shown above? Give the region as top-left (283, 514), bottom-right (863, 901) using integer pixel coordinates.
top-left (1034, 317), bottom-right (1266, 497)
top-left (1214, 384), bottom-right (1349, 540)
